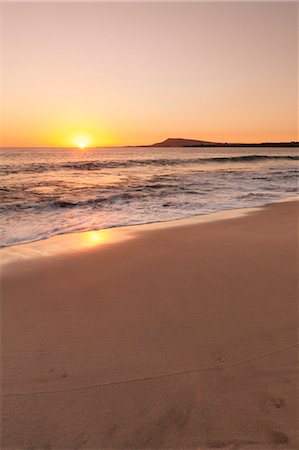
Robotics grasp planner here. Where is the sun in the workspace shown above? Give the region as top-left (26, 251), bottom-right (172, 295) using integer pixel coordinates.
top-left (73, 135), bottom-right (90, 149)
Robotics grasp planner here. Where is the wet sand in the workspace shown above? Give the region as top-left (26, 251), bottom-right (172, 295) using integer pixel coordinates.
top-left (1, 201), bottom-right (298, 449)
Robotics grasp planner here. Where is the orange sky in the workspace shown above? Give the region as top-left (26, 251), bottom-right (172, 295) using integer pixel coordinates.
top-left (1, 2), bottom-right (298, 147)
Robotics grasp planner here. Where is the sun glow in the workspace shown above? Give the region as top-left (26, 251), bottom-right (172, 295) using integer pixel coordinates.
top-left (73, 135), bottom-right (91, 149)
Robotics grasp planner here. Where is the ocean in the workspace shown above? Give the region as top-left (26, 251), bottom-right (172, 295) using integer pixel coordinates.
top-left (0, 146), bottom-right (298, 247)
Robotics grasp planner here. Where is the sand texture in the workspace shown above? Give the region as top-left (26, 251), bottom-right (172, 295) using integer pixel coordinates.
top-left (1, 201), bottom-right (298, 449)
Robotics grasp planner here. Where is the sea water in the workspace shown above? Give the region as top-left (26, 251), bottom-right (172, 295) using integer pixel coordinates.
top-left (0, 146), bottom-right (298, 247)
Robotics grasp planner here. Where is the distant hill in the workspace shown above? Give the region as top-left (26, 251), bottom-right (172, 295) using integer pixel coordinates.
top-left (151, 138), bottom-right (219, 147)
top-left (148, 138), bottom-right (298, 148)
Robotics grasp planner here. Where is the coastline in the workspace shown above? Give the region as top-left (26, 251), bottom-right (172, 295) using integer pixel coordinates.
top-left (1, 200), bottom-right (298, 449)
top-left (1, 196), bottom-right (298, 268)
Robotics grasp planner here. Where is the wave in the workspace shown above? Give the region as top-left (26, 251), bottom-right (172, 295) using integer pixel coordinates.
top-left (209, 155), bottom-right (298, 162)
top-left (0, 192), bottom-right (137, 211)
top-left (1, 154), bottom-right (298, 175)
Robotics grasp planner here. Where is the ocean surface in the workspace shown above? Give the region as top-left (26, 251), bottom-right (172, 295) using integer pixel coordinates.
top-left (0, 146), bottom-right (298, 247)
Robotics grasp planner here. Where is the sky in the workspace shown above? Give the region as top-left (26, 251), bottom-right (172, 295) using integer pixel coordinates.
top-left (1, 1), bottom-right (298, 147)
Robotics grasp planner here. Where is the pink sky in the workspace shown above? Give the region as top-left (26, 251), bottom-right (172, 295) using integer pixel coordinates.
top-left (1, 1), bottom-right (298, 146)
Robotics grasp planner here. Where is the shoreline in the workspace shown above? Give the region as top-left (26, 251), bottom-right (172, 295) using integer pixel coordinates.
top-left (1, 198), bottom-right (298, 448)
top-left (1, 195), bottom-right (298, 268)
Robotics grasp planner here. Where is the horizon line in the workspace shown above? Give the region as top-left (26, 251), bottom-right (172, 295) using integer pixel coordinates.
top-left (1, 138), bottom-right (298, 149)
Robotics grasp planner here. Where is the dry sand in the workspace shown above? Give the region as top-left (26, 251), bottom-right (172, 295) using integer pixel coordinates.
top-left (1, 201), bottom-right (298, 449)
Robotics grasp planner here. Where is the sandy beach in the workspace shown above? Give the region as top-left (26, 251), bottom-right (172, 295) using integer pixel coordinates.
top-left (1, 201), bottom-right (298, 449)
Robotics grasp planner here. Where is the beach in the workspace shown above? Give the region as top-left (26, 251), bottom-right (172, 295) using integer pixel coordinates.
top-left (1, 200), bottom-right (298, 449)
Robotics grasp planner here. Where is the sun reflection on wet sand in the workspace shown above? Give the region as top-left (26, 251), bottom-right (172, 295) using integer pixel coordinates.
top-left (0, 228), bottom-right (132, 269)
top-left (78, 230), bottom-right (110, 247)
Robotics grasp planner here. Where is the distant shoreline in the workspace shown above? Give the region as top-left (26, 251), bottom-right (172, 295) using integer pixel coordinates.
top-left (142, 142), bottom-right (299, 148)
top-left (1, 141), bottom-right (298, 150)
top-left (143, 137), bottom-right (299, 148)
